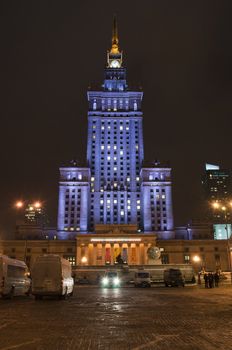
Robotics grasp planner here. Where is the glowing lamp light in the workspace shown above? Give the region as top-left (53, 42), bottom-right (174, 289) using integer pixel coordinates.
top-left (81, 256), bottom-right (87, 263)
top-left (34, 201), bottom-right (41, 209)
top-left (192, 255), bottom-right (200, 263)
top-left (15, 201), bottom-right (24, 208)
top-left (212, 202), bottom-right (219, 209)
top-left (221, 206), bottom-right (226, 211)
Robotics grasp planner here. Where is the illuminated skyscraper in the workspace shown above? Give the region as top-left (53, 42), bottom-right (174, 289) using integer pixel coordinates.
top-left (202, 163), bottom-right (231, 226)
top-left (202, 163), bottom-right (230, 202)
top-left (57, 18), bottom-right (174, 239)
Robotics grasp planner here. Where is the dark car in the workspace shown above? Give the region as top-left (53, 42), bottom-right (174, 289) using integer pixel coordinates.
top-left (164, 268), bottom-right (185, 287)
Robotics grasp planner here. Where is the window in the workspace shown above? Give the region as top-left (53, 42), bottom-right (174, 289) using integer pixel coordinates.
top-left (184, 255), bottom-right (190, 264)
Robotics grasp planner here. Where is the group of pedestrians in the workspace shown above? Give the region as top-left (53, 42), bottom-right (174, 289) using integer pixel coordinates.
top-left (203, 272), bottom-right (220, 288)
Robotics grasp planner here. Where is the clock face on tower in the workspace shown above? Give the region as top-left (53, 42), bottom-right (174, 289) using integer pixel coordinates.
top-left (110, 59), bottom-right (120, 68)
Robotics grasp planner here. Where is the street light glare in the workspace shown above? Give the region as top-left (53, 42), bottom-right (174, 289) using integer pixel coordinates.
top-left (212, 202), bottom-right (219, 209)
top-left (15, 201), bottom-right (23, 208)
top-left (34, 201), bottom-right (41, 208)
top-left (192, 255), bottom-right (200, 263)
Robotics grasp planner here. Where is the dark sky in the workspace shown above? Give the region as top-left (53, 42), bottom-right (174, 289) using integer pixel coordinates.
top-left (0, 1), bottom-right (232, 238)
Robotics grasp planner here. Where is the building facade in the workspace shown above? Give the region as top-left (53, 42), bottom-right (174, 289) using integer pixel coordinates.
top-left (57, 18), bottom-right (174, 240)
top-left (0, 237), bottom-right (230, 274)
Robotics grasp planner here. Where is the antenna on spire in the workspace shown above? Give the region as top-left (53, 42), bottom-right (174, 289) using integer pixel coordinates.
top-left (112, 14), bottom-right (118, 46)
top-left (110, 14), bottom-right (119, 54)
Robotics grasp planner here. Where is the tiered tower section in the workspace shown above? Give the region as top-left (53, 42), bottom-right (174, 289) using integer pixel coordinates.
top-left (87, 18), bottom-right (144, 229)
top-left (57, 18), bottom-right (174, 239)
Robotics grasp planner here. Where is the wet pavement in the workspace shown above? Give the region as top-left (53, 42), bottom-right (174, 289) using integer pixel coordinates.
top-left (0, 285), bottom-right (232, 350)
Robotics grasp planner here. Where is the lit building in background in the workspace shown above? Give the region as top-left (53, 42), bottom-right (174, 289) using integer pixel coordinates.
top-left (25, 202), bottom-right (42, 224)
top-left (57, 18), bottom-right (174, 239)
top-left (202, 163), bottom-right (230, 203)
top-left (14, 200), bottom-right (54, 240)
top-left (202, 163), bottom-right (231, 224)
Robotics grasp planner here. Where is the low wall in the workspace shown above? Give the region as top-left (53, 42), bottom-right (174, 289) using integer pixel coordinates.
top-left (73, 264), bottom-right (196, 284)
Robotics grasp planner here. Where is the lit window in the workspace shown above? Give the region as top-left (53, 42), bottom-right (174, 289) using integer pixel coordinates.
top-left (136, 177), bottom-right (140, 181)
top-left (114, 145), bottom-right (117, 150)
top-left (107, 145), bottom-right (111, 149)
top-left (120, 151), bottom-right (123, 156)
top-left (127, 206), bottom-right (131, 210)
top-left (107, 199), bottom-right (110, 204)
top-left (137, 205), bottom-right (140, 210)
top-left (91, 177), bottom-right (95, 182)
top-left (137, 199), bottom-right (140, 204)
top-left (162, 194), bottom-right (166, 199)
top-left (101, 126), bottom-right (105, 130)
top-left (127, 199), bottom-right (131, 203)
top-left (120, 126), bottom-right (123, 130)
top-left (114, 156), bottom-right (117, 161)
top-left (101, 145), bottom-right (104, 150)
top-left (121, 210), bottom-right (124, 216)
top-left (100, 200), bottom-right (104, 204)
top-left (107, 156), bottom-right (111, 161)
top-left (114, 199), bottom-right (117, 204)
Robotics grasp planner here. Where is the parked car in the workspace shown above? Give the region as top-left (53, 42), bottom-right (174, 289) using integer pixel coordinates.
top-left (134, 271), bottom-right (151, 287)
top-left (0, 255), bottom-right (31, 299)
top-left (101, 270), bottom-right (121, 288)
top-left (164, 268), bottom-right (185, 287)
top-left (31, 255), bottom-right (74, 300)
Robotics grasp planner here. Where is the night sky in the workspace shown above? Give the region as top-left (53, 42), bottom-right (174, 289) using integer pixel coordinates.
top-left (1, 1), bottom-right (232, 238)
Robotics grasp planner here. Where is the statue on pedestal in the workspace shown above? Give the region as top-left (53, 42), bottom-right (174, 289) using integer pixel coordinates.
top-left (147, 246), bottom-right (161, 265)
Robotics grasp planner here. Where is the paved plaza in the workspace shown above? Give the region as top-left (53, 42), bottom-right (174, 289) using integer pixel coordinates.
top-left (0, 285), bottom-right (232, 350)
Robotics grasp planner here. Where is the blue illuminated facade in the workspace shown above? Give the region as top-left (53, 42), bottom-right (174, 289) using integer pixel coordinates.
top-left (57, 19), bottom-right (174, 239)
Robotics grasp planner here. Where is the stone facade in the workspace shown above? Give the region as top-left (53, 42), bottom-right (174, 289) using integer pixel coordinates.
top-left (0, 233), bottom-right (231, 273)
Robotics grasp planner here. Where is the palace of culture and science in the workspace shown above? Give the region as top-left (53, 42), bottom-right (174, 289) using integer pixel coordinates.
top-left (57, 18), bottom-right (174, 242)
top-left (2, 19), bottom-right (229, 271)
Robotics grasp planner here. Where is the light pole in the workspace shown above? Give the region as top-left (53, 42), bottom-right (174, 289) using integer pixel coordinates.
top-left (211, 201), bottom-right (232, 283)
top-left (192, 255), bottom-right (201, 284)
top-left (14, 200), bottom-right (43, 262)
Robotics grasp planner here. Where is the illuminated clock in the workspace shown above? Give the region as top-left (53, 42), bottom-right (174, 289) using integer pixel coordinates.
top-left (110, 59), bottom-right (120, 68)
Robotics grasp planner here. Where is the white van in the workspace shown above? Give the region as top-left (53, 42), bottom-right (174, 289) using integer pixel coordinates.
top-left (134, 270), bottom-right (151, 287)
top-left (0, 255), bottom-right (31, 298)
top-left (31, 255), bottom-right (74, 300)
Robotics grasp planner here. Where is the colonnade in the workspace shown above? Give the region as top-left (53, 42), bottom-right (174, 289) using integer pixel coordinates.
top-left (77, 242), bottom-right (152, 266)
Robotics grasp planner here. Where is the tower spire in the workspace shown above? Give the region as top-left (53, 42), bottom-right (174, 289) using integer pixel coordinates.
top-left (110, 15), bottom-right (119, 54)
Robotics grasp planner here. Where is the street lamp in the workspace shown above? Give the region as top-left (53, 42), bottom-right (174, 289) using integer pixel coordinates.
top-left (211, 200), bottom-right (232, 283)
top-left (15, 201), bottom-right (24, 209)
top-left (192, 255), bottom-right (201, 263)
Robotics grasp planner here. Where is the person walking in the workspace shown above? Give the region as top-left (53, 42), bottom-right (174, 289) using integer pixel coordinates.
top-left (214, 272), bottom-right (220, 287)
top-left (208, 273), bottom-right (214, 288)
top-left (204, 273), bottom-right (209, 288)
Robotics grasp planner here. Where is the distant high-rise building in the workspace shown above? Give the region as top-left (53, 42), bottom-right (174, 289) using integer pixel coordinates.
top-left (202, 163), bottom-right (231, 223)
top-left (202, 163), bottom-right (230, 201)
top-left (57, 18), bottom-right (174, 239)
